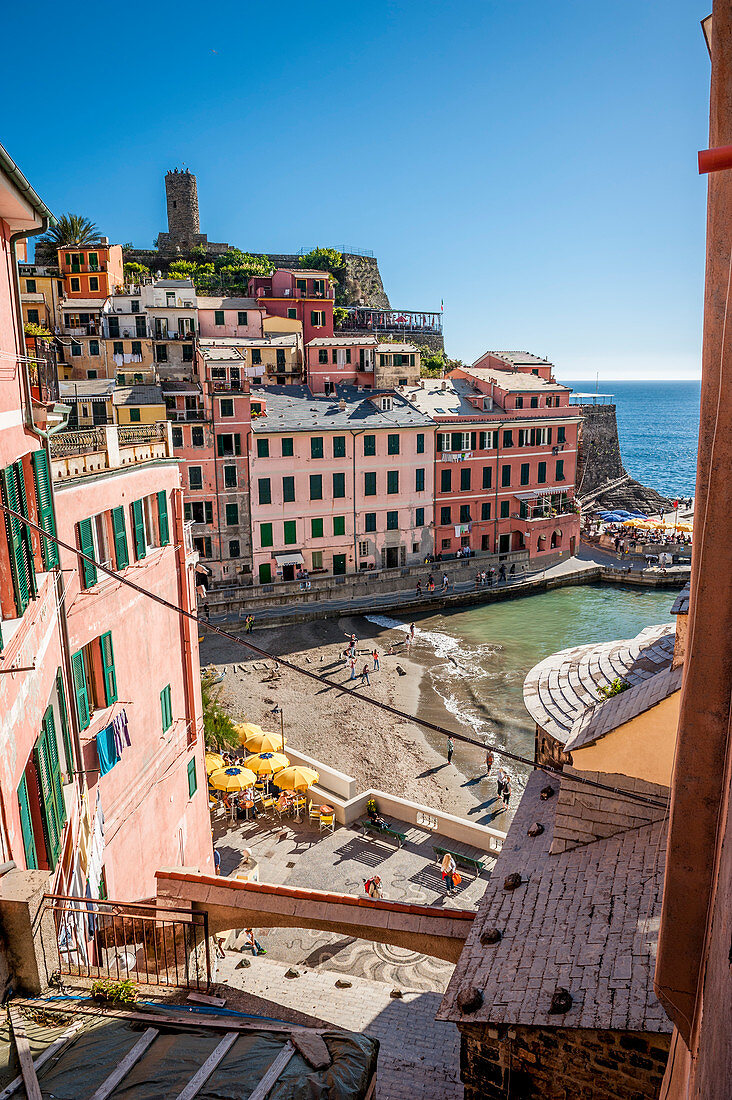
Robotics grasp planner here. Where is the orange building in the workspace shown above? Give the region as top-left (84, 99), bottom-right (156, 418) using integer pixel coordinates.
top-left (57, 238), bottom-right (123, 299)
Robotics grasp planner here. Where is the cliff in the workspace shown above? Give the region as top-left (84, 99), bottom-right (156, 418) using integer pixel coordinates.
top-left (577, 404), bottom-right (674, 513)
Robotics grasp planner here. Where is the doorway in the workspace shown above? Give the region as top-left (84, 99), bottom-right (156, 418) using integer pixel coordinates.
top-left (282, 563), bottom-right (296, 581)
top-left (385, 547), bottom-right (399, 569)
top-left (498, 534), bottom-right (510, 555)
top-left (258, 563), bottom-right (271, 584)
top-left (333, 554), bottom-right (347, 575)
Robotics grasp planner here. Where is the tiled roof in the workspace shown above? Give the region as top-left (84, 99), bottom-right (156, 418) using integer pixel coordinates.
top-left (155, 279), bottom-right (195, 288)
top-left (566, 665), bottom-right (683, 752)
top-left (375, 342), bottom-right (419, 353)
top-left (196, 296), bottom-right (261, 310)
top-left (523, 623), bottom-right (675, 745)
top-left (307, 335), bottom-right (379, 347)
top-left (160, 380), bottom-right (201, 393)
top-left (437, 771), bottom-right (671, 1033)
top-left (61, 298), bottom-right (106, 310)
top-left (482, 351), bottom-right (554, 367)
top-left (113, 385), bottom-right (164, 406)
top-left (670, 584), bottom-right (690, 615)
top-left (251, 384), bottom-right (434, 433)
top-left (459, 366), bottom-right (567, 392)
top-left (59, 379), bottom-right (115, 399)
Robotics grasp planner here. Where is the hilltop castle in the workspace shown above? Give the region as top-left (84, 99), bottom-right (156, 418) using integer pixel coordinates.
top-left (156, 168), bottom-right (230, 255)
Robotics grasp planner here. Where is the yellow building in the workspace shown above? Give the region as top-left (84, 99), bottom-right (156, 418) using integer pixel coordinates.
top-left (113, 384), bottom-right (166, 425)
top-left (19, 264), bottom-right (64, 331)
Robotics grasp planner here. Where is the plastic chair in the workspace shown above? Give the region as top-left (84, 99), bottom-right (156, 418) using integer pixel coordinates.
top-left (319, 813), bottom-right (334, 834)
top-left (308, 802), bottom-right (320, 822)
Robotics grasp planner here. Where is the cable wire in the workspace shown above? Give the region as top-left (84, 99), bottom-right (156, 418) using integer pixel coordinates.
top-left (0, 502), bottom-right (670, 810)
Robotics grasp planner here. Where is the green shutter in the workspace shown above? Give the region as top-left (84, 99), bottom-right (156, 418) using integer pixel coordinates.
top-left (100, 631), bottom-right (117, 704)
top-left (187, 758), bottom-right (197, 798)
top-left (71, 649), bottom-right (90, 731)
top-left (161, 684), bottom-right (172, 731)
top-left (111, 506), bottom-right (129, 569)
top-left (131, 499), bottom-right (146, 559)
top-left (35, 708), bottom-right (66, 869)
top-left (157, 491), bottom-right (170, 546)
top-left (31, 450), bottom-right (59, 569)
top-left (56, 669), bottom-right (74, 776)
top-left (1, 464), bottom-right (36, 616)
top-left (77, 517), bottom-right (97, 588)
top-left (17, 775), bottom-right (38, 870)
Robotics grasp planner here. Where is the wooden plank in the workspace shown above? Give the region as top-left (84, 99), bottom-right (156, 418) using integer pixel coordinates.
top-left (247, 1041), bottom-right (296, 1100)
top-left (0, 1021), bottom-right (83, 1100)
top-left (186, 992), bottom-right (227, 1009)
top-left (88, 1027), bottom-right (158, 1100)
top-left (172, 1031), bottom-right (238, 1100)
top-left (8, 1010), bottom-right (42, 1100)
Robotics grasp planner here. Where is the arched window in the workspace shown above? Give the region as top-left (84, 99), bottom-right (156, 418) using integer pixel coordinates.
top-left (551, 528), bottom-right (562, 550)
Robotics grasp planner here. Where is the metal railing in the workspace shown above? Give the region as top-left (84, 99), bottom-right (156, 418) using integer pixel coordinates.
top-left (41, 894), bottom-right (211, 990)
top-left (297, 245), bottom-right (375, 258)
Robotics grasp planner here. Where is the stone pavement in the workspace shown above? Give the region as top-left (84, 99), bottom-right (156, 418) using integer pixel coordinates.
top-left (216, 952), bottom-right (463, 1100)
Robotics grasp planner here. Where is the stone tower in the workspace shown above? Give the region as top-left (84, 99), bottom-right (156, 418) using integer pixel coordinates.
top-left (165, 169), bottom-right (200, 242)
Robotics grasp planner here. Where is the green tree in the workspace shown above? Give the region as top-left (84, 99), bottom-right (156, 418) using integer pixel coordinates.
top-left (201, 673), bottom-right (239, 751)
top-left (299, 246), bottom-right (343, 274)
top-left (124, 261), bottom-right (149, 280)
top-left (42, 213), bottom-right (100, 249)
top-left (333, 306), bottom-right (349, 329)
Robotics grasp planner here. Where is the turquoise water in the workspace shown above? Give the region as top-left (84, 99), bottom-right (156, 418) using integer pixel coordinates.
top-left (378, 584), bottom-right (679, 800)
top-left (563, 380), bottom-right (701, 497)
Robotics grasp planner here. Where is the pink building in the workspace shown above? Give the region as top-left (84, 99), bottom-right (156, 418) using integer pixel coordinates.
top-left (196, 296), bottom-right (265, 339)
top-left (250, 268), bottom-right (335, 344)
top-left (306, 336), bottom-right (378, 392)
top-left (248, 385), bottom-right (434, 583)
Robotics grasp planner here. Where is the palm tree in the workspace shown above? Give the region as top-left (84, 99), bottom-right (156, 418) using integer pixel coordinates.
top-left (36, 213), bottom-right (100, 264)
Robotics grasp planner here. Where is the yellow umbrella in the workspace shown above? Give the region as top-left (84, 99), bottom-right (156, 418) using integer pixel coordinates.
top-left (275, 765), bottom-right (319, 791)
top-left (244, 752), bottom-right (289, 776)
top-left (205, 752), bottom-right (225, 775)
top-left (235, 722), bottom-right (265, 745)
top-left (208, 765), bottom-right (257, 792)
top-left (244, 731), bottom-right (285, 754)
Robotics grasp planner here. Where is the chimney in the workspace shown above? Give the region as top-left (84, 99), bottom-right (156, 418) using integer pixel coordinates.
top-left (339, 398), bottom-right (346, 411)
top-left (100, 236), bottom-right (110, 245)
top-left (441, 380), bottom-right (447, 391)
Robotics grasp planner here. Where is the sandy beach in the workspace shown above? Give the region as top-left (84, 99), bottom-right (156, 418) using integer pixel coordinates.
top-left (199, 614), bottom-right (496, 821)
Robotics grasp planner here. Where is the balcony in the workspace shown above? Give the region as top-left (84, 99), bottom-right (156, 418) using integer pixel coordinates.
top-left (153, 331), bottom-right (195, 341)
top-left (49, 422), bottom-right (173, 481)
top-left (514, 491), bottom-right (576, 521)
top-left (62, 324), bottom-right (103, 337)
top-left (168, 409), bottom-right (206, 421)
top-left (259, 287), bottom-right (335, 301)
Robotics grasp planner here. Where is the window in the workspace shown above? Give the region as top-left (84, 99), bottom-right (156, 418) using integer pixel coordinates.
top-left (500, 500), bottom-right (510, 518)
top-left (520, 463), bottom-right (530, 486)
top-left (284, 520), bottom-right (297, 544)
top-left (182, 344), bottom-right (194, 362)
top-left (415, 468), bottom-right (425, 492)
top-left (556, 459), bottom-right (565, 481)
top-left (89, 276), bottom-right (99, 292)
top-left (87, 370), bottom-right (98, 380)
top-left (172, 426), bottom-right (183, 447)
top-left (530, 395), bottom-right (539, 408)
top-left (440, 506), bottom-right (452, 525)
top-left (309, 474), bottom-right (323, 500)
top-left (193, 536), bottom-right (212, 557)
top-left (437, 433), bottom-right (451, 452)
top-left (479, 430), bottom-right (498, 450)
top-left (221, 466), bottom-right (236, 490)
top-left (281, 438), bottom-right (294, 457)
top-left (88, 252), bottom-right (99, 270)
top-left (365, 513), bottom-right (377, 532)
top-left (441, 538), bottom-right (451, 549)
top-left (501, 465), bottom-right (511, 487)
top-left (318, 349), bottom-right (328, 364)
top-left (311, 550), bottom-right (323, 569)
top-left (387, 434), bottom-right (400, 455)
top-left (251, 348), bottom-right (262, 365)
top-left (386, 510), bottom-right (398, 530)
top-left (257, 438), bottom-right (269, 458)
top-left (333, 472), bottom-right (345, 498)
top-left (311, 518), bottom-right (324, 538)
top-left (333, 516), bottom-right (345, 536)
top-left (359, 540), bottom-right (369, 557)
top-left (459, 505), bottom-right (471, 523)
top-left (26, 279), bottom-right (36, 292)
top-left (310, 437), bottom-right (323, 459)
top-left (460, 468), bottom-right (471, 491)
top-left (27, 309), bottom-right (40, 324)
top-left (71, 633), bottom-right (117, 735)
top-left (260, 522), bottom-right (273, 548)
top-left (310, 310), bottom-right (325, 327)
top-left (538, 461), bottom-right (547, 484)
top-left (416, 433), bottom-right (425, 454)
top-left (380, 397), bottom-right (392, 411)
top-left (214, 310), bottom-right (225, 326)
top-left (441, 469), bottom-right (452, 493)
top-left (185, 501), bottom-right (213, 524)
top-left (503, 430), bottom-right (514, 448)
top-left (190, 426), bottom-right (203, 447)
top-left (387, 470), bottom-right (399, 494)
top-left (515, 395), bottom-right (523, 408)
top-left (71, 342), bottom-right (82, 357)
top-left (481, 501), bottom-right (491, 520)
top-left (237, 311), bottom-right (248, 326)
top-left (160, 684), bottom-right (172, 732)
top-left (225, 503), bottom-right (239, 525)
top-left (557, 426), bottom-right (566, 444)
top-left (187, 758), bottom-right (197, 799)
top-left (217, 434), bottom-right (241, 457)
top-left (229, 540), bottom-right (240, 558)
top-left (258, 478), bottom-right (271, 505)
top-left (333, 436), bottom-right (346, 458)
top-left (189, 466), bottom-right (203, 490)
top-left (129, 409), bottom-right (141, 423)
top-left (33, 708), bottom-right (67, 868)
top-left (364, 472), bottom-right (376, 496)
top-left (282, 476), bottom-right (295, 502)
top-left (363, 435), bottom-right (376, 456)
top-left (131, 340), bottom-right (142, 356)
top-left (482, 466), bottom-right (492, 489)
top-left (156, 344), bottom-right (168, 363)
top-left (415, 507), bottom-right (425, 527)
top-left (287, 307), bottom-right (297, 319)
top-left (88, 339), bottom-right (99, 356)
top-left (220, 398), bottom-right (234, 418)
top-left (70, 277), bottom-right (80, 293)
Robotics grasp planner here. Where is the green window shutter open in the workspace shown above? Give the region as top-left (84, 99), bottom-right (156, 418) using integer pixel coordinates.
top-left (71, 649), bottom-right (90, 731)
top-left (35, 708), bottom-right (66, 869)
top-left (77, 517), bottom-right (97, 588)
top-left (1, 464), bottom-right (36, 615)
top-left (31, 450), bottom-right (59, 569)
top-left (17, 775), bottom-right (38, 870)
top-left (187, 758), bottom-right (197, 798)
top-left (161, 684), bottom-right (172, 731)
top-left (157, 491), bottom-right (170, 546)
top-left (100, 631), bottom-right (117, 705)
top-left (56, 669), bottom-right (73, 776)
top-left (111, 506), bottom-right (129, 569)
top-left (132, 499), bottom-right (146, 559)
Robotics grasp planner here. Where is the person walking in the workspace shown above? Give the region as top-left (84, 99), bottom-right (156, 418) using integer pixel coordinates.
top-left (409, 622), bottom-right (416, 643)
top-left (441, 852), bottom-right (457, 893)
top-left (360, 663), bottom-right (370, 686)
top-left (488, 566), bottom-right (495, 586)
top-left (447, 736), bottom-right (454, 764)
top-left (503, 775), bottom-right (512, 808)
top-left (499, 564), bottom-right (507, 582)
top-left (442, 572), bottom-right (449, 592)
top-left (485, 749), bottom-right (494, 775)
top-left (349, 657), bottom-right (357, 680)
top-left (372, 648), bottom-right (380, 671)
top-left (416, 580), bottom-right (422, 597)
top-left (496, 768), bottom-right (506, 804)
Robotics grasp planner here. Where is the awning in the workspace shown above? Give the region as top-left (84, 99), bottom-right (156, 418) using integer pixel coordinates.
top-left (514, 487), bottom-right (564, 500)
top-left (195, 563), bottom-right (212, 575)
top-left (274, 552), bottom-right (304, 566)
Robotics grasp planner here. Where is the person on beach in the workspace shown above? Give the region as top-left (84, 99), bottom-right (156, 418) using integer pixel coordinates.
top-left (441, 852), bottom-right (457, 893)
top-left (416, 580), bottom-right (422, 597)
top-left (349, 657), bottom-right (357, 680)
top-left (485, 750), bottom-right (494, 775)
top-left (503, 775), bottom-right (512, 807)
top-left (442, 573), bottom-right (449, 592)
top-left (496, 768), bottom-right (506, 803)
top-left (364, 875), bottom-right (383, 899)
top-left (447, 737), bottom-right (454, 764)
top-left (345, 632), bottom-right (356, 657)
top-left (360, 663), bottom-right (370, 686)
top-left (245, 928), bottom-right (266, 956)
top-left (427, 574), bottom-right (434, 592)
top-left (410, 622), bottom-right (416, 642)
top-left (372, 649), bottom-right (380, 671)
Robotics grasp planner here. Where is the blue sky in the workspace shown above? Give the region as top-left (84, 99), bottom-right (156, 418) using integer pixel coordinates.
top-left (3, 1), bottom-right (710, 378)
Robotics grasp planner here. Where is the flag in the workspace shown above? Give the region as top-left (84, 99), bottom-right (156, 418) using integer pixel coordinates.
top-left (441, 298), bottom-right (444, 312)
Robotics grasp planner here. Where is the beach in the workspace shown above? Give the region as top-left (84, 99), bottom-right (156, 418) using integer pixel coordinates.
top-left (199, 614), bottom-right (496, 822)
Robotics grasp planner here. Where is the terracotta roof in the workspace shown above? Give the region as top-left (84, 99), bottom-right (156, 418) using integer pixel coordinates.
top-left (437, 771), bottom-right (671, 1034)
top-left (566, 665), bottom-right (683, 752)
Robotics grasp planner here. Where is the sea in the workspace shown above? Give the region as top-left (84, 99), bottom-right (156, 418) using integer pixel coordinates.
top-left (562, 380), bottom-right (701, 498)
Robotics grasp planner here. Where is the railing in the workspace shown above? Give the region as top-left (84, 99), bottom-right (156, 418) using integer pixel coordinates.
top-left (337, 307), bottom-right (443, 333)
top-left (50, 428), bottom-right (106, 457)
top-left (297, 245), bottom-right (375, 258)
top-left (183, 520), bottom-right (195, 555)
top-left (169, 409), bottom-right (206, 421)
top-left (41, 894), bottom-right (210, 990)
top-left (118, 423), bottom-right (167, 445)
top-left (62, 324), bottom-right (102, 337)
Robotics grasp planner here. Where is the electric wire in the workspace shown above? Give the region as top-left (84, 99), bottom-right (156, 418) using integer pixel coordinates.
top-left (0, 503), bottom-right (670, 810)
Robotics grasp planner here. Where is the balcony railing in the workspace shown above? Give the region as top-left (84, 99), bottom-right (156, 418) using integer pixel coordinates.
top-left (62, 324), bottom-right (103, 337)
top-left (50, 422), bottom-right (173, 480)
top-left (168, 409), bottom-right (205, 421)
top-left (50, 428), bottom-right (106, 457)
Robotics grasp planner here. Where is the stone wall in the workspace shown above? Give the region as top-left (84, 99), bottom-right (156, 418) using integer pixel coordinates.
top-left (458, 1022), bottom-right (670, 1100)
top-left (576, 405), bottom-right (625, 497)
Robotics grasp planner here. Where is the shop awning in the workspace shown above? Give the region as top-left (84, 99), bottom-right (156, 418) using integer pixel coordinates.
top-left (514, 487), bottom-right (564, 500)
top-left (274, 551), bottom-right (305, 566)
